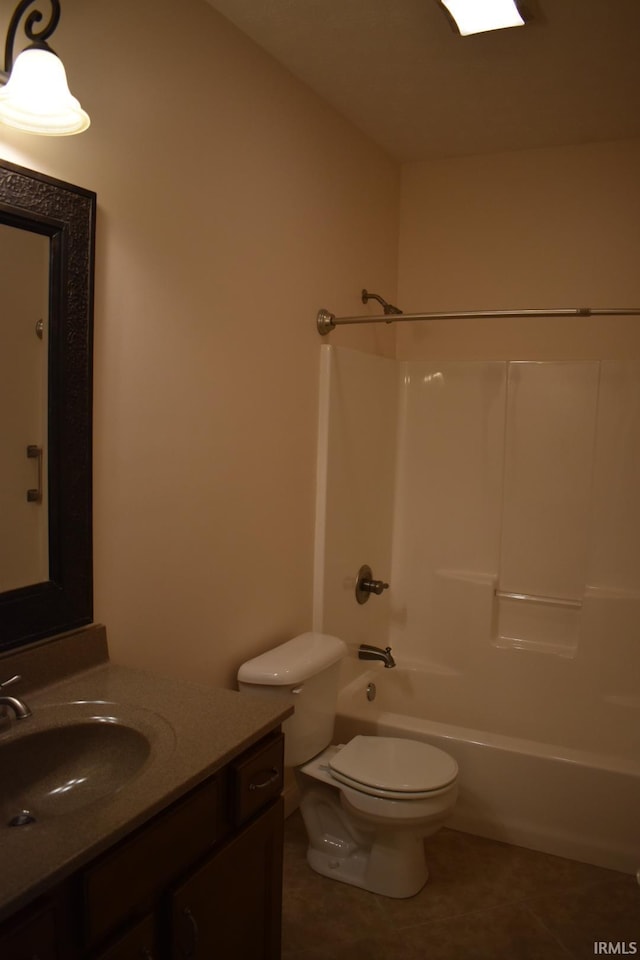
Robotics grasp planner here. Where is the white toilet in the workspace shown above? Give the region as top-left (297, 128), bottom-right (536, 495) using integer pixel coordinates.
top-left (237, 632), bottom-right (458, 899)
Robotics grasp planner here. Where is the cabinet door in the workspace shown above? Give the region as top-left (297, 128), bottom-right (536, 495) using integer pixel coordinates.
top-left (94, 914), bottom-right (156, 960)
top-left (171, 797), bottom-right (283, 960)
top-left (0, 904), bottom-right (59, 960)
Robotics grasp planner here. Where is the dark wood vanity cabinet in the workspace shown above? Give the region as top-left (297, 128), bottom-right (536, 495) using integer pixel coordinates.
top-left (0, 730), bottom-right (285, 960)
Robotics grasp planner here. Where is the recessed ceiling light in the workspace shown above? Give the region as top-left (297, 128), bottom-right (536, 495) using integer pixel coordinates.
top-left (438, 0), bottom-right (526, 36)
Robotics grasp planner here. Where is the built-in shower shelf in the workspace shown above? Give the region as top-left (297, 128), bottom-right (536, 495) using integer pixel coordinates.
top-left (494, 589), bottom-right (581, 658)
top-left (495, 590), bottom-right (582, 609)
top-left (493, 634), bottom-right (578, 659)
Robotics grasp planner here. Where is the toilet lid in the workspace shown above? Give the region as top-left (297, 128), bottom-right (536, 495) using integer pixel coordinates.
top-left (329, 736), bottom-right (458, 796)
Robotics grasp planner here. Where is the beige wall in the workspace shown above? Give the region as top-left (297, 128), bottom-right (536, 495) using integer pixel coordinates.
top-left (0, 0), bottom-right (399, 687)
top-left (397, 138), bottom-right (640, 360)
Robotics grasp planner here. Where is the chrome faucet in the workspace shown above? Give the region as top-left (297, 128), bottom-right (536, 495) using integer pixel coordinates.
top-left (358, 644), bottom-right (396, 668)
top-left (0, 675), bottom-right (32, 720)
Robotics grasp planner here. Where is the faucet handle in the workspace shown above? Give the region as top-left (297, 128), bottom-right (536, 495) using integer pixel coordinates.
top-left (0, 674), bottom-right (21, 689)
top-left (355, 565), bottom-right (390, 604)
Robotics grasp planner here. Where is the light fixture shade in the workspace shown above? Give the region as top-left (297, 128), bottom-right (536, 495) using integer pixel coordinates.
top-left (439, 0), bottom-right (525, 36)
top-left (0, 47), bottom-right (90, 135)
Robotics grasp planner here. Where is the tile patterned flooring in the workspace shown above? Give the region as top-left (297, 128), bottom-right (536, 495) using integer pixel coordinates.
top-left (282, 811), bottom-right (640, 960)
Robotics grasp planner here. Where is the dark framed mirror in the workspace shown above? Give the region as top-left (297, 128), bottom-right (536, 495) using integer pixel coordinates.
top-left (0, 158), bottom-right (96, 651)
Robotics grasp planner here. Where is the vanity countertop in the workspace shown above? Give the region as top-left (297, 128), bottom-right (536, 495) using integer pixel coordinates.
top-left (0, 627), bottom-right (292, 922)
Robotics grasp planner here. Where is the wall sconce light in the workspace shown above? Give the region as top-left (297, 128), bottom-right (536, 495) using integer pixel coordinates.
top-left (0, 0), bottom-right (89, 135)
top-left (438, 0), bottom-right (526, 36)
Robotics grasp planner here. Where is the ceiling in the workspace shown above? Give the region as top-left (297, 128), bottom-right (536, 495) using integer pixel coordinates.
top-left (204, 0), bottom-right (640, 161)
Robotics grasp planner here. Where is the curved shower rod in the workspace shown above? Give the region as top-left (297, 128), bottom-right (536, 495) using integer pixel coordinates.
top-left (316, 299), bottom-right (640, 336)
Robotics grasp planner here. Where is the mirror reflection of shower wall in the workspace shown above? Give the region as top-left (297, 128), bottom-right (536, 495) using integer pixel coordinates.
top-left (0, 223), bottom-right (49, 592)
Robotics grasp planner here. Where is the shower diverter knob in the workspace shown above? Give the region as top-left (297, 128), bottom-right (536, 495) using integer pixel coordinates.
top-left (364, 578), bottom-right (389, 596)
top-left (355, 564), bottom-right (390, 604)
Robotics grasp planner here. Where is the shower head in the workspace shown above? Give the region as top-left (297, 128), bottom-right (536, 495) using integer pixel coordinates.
top-left (362, 289), bottom-right (403, 316)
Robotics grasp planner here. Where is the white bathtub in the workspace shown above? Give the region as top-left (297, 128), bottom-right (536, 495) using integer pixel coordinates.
top-left (334, 660), bottom-right (640, 875)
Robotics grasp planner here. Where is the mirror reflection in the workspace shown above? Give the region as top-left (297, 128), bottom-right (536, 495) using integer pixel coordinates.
top-left (0, 158), bottom-right (95, 652)
top-left (0, 223), bottom-right (49, 592)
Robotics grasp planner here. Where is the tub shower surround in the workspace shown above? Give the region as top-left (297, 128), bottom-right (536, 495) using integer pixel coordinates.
top-left (315, 345), bottom-right (640, 873)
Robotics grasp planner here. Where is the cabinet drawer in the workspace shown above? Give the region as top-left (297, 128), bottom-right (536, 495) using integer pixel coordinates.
top-left (232, 732), bottom-right (284, 826)
top-left (83, 774), bottom-right (227, 949)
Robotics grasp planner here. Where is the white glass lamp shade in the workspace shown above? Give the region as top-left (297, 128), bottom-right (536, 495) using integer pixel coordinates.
top-left (0, 47), bottom-right (90, 135)
top-left (440, 0), bottom-right (525, 35)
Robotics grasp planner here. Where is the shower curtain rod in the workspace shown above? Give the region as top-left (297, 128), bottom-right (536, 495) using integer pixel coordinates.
top-left (316, 305), bottom-right (640, 336)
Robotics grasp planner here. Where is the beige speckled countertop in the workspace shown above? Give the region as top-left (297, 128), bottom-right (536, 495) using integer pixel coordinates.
top-left (0, 625), bottom-right (292, 922)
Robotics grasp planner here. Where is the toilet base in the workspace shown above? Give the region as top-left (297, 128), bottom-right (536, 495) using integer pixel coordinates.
top-left (297, 776), bottom-right (434, 898)
top-left (306, 831), bottom-right (429, 899)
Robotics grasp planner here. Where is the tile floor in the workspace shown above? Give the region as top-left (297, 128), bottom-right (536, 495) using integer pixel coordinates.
top-left (282, 811), bottom-right (640, 960)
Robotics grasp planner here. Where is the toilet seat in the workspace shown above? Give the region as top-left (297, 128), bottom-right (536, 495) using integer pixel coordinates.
top-left (329, 735), bottom-right (458, 800)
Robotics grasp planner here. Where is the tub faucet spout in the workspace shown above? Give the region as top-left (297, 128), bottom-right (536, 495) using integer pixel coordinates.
top-left (358, 644), bottom-right (396, 668)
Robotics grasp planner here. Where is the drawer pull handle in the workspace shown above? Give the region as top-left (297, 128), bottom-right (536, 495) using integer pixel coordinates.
top-left (249, 767), bottom-right (280, 791)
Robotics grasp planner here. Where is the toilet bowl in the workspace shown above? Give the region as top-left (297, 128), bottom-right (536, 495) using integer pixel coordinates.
top-left (237, 633), bottom-right (458, 898)
top-left (297, 737), bottom-right (457, 898)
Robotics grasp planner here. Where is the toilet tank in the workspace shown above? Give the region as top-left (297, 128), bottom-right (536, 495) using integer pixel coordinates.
top-left (237, 632), bottom-right (347, 766)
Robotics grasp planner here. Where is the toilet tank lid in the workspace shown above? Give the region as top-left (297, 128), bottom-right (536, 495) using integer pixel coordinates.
top-left (237, 633), bottom-right (347, 686)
